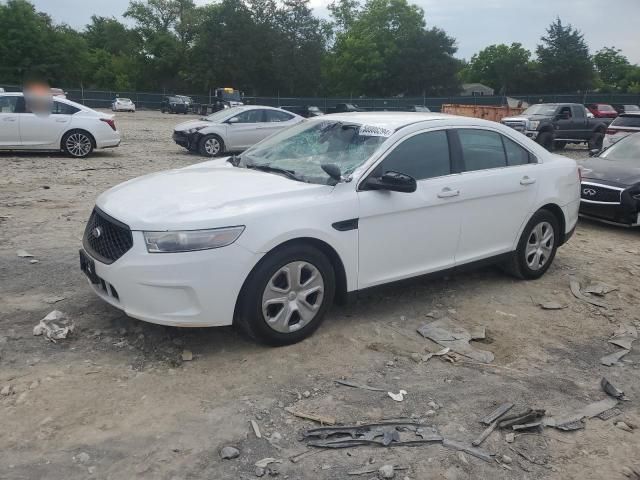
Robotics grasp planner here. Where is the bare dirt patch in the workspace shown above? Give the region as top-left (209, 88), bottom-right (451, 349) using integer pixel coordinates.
top-left (1, 111), bottom-right (639, 479)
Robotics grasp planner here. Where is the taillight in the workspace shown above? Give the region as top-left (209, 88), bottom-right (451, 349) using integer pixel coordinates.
top-left (101, 118), bottom-right (116, 131)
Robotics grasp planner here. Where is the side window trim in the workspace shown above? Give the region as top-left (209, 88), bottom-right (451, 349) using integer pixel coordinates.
top-left (357, 127), bottom-right (455, 191)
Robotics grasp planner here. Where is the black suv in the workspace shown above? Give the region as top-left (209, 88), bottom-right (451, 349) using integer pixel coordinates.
top-left (160, 96), bottom-right (188, 114)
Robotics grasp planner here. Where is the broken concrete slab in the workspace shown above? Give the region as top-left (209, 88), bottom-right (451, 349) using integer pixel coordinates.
top-left (601, 349), bottom-right (630, 366)
top-left (609, 324), bottom-right (637, 350)
top-left (583, 281), bottom-right (619, 296)
top-left (417, 317), bottom-right (494, 363)
top-left (33, 310), bottom-right (74, 342)
top-left (570, 277), bottom-right (608, 308)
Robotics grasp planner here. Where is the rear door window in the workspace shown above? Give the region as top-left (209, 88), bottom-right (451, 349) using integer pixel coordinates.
top-left (52, 101), bottom-right (79, 115)
top-left (231, 109), bottom-right (265, 123)
top-left (374, 130), bottom-right (451, 180)
top-left (264, 110), bottom-right (294, 122)
top-left (458, 129), bottom-right (507, 171)
top-left (0, 95), bottom-right (18, 113)
top-left (611, 115), bottom-right (640, 128)
top-left (502, 136), bottom-right (531, 166)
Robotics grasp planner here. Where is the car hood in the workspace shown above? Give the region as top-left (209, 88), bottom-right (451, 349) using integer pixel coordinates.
top-left (96, 163), bottom-right (331, 230)
top-left (174, 119), bottom-right (213, 132)
top-left (580, 157), bottom-right (640, 187)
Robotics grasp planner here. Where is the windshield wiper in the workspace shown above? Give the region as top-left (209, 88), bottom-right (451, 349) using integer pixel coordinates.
top-left (227, 154), bottom-right (242, 167)
top-left (245, 163), bottom-right (304, 182)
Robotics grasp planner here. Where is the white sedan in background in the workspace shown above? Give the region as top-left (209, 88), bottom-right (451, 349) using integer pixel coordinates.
top-left (112, 97), bottom-right (136, 112)
top-left (81, 113), bottom-right (580, 345)
top-left (0, 92), bottom-right (120, 158)
top-left (172, 105), bottom-right (304, 156)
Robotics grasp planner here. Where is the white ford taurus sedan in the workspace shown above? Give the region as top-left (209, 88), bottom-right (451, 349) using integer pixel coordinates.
top-left (0, 92), bottom-right (120, 158)
top-left (81, 113), bottom-right (580, 345)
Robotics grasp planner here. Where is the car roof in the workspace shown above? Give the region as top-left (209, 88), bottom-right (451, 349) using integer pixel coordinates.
top-left (309, 111), bottom-right (461, 130)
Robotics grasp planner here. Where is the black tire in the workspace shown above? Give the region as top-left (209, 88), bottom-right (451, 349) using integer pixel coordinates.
top-left (198, 134), bottom-right (224, 157)
top-left (504, 209), bottom-right (560, 280)
top-left (236, 243), bottom-right (336, 346)
top-left (61, 130), bottom-right (94, 158)
top-left (589, 132), bottom-right (604, 151)
top-left (161, 107), bottom-right (166, 113)
top-left (554, 141), bottom-right (566, 150)
top-left (536, 131), bottom-right (554, 151)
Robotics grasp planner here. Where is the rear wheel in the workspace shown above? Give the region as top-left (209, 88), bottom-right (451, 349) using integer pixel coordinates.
top-left (536, 131), bottom-right (554, 151)
top-left (198, 134), bottom-right (224, 156)
top-left (62, 130), bottom-right (94, 158)
top-left (236, 244), bottom-right (335, 346)
top-left (504, 209), bottom-right (559, 280)
top-left (554, 141), bottom-right (566, 150)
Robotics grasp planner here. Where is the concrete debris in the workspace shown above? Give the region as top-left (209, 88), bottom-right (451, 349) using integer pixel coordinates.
top-left (250, 419), bottom-right (262, 438)
top-left (601, 377), bottom-right (626, 400)
top-left (421, 347), bottom-right (451, 363)
top-left (495, 310), bottom-right (517, 318)
top-left (220, 446), bottom-right (240, 459)
top-left (616, 421), bottom-right (634, 432)
top-left (33, 310), bottom-right (74, 342)
top-left (254, 458), bottom-right (282, 469)
top-left (539, 301), bottom-right (568, 310)
top-left (378, 464), bottom-right (395, 478)
top-left (30, 259), bottom-right (39, 264)
top-left (17, 249), bottom-right (34, 258)
top-left (583, 281), bottom-right (618, 296)
top-left (255, 467), bottom-right (265, 477)
top-left (505, 433), bottom-right (515, 443)
top-left (609, 324), bottom-right (637, 350)
top-left (601, 349), bottom-right (630, 366)
top-left (388, 390), bottom-right (407, 402)
top-left (75, 452), bottom-right (91, 464)
top-left (44, 296), bottom-right (66, 304)
top-left (569, 277), bottom-right (608, 308)
top-left (181, 349), bottom-right (193, 361)
top-left (546, 397), bottom-right (618, 430)
top-left (417, 317), bottom-right (494, 363)
top-left (472, 421), bottom-right (497, 446)
top-left (1, 385), bottom-right (12, 396)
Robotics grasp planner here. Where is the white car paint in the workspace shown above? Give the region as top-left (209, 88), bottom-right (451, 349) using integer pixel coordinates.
top-left (112, 98), bottom-right (136, 112)
top-left (173, 105), bottom-right (304, 153)
top-left (0, 92), bottom-right (120, 152)
top-left (83, 113), bottom-right (580, 329)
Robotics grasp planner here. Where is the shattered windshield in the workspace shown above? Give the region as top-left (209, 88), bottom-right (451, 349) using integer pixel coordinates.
top-left (239, 120), bottom-right (391, 185)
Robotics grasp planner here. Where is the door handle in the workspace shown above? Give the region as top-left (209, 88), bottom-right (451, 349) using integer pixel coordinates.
top-left (55, 119), bottom-right (67, 123)
top-left (520, 176), bottom-right (536, 185)
top-left (3, 117), bottom-right (16, 122)
top-left (437, 187), bottom-right (460, 198)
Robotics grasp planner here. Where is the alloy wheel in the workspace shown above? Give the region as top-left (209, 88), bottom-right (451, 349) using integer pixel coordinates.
top-left (525, 221), bottom-right (554, 271)
top-left (66, 133), bottom-right (92, 157)
top-left (204, 138), bottom-right (220, 155)
top-left (262, 261), bottom-right (325, 333)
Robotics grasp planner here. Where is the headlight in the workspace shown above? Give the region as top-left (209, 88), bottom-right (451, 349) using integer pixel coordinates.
top-left (143, 226), bottom-right (245, 253)
top-left (186, 126), bottom-right (205, 134)
top-left (528, 121), bottom-right (540, 130)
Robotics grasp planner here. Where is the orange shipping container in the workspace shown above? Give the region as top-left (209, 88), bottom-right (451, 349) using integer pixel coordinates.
top-left (441, 104), bottom-right (526, 123)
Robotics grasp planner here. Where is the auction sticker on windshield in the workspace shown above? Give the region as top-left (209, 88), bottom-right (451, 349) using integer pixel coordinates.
top-left (358, 125), bottom-right (393, 137)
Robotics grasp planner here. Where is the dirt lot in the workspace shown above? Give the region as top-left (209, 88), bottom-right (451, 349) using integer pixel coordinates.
top-left (1, 110), bottom-right (639, 480)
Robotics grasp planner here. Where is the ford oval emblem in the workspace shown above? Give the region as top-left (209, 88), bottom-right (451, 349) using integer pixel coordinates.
top-left (91, 226), bottom-right (103, 239)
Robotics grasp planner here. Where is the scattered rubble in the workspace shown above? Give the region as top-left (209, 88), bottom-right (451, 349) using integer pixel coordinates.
top-left (284, 406), bottom-right (336, 425)
top-left (615, 421), bottom-right (634, 432)
top-left (387, 390), bottom-right (407, 402)
top-left (335, 379), bottom-right (386, 392)
top-left (378, 464), bottom-right (395, 478)
top-left (417, 317), bottom-right (494, 363)
top-left (220, 446), bottom-right (240, 459)
top-left (254, 458), bottom-right (281, 469)
top-left (181, 349), bottom-right (193, 361)
top-left (583, 281), bottom-right (618, 296)
top-left (481, 403), bottom-right (514, 425)
top-left (538, 301), bottom-right (567, 310)
top-left (33, 310), bottom-right (74, 342)
top-left (601, 377), bottom-right (626, 400)
top-left (569, 277), bottom-right (608, 308)
top-left (17, 249), bottom-right (34, 258)
top-left (601, 324), bottom-right (637, 366)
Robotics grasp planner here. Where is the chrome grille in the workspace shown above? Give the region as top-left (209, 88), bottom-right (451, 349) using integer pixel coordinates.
top-left (503, 121), bottom-right (526, 132)
top-left (580, 183), bottom-right (622, 204)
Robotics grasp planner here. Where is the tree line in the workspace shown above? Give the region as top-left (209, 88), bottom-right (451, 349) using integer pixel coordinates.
top-left (1, 0), bottom-right (639, 97)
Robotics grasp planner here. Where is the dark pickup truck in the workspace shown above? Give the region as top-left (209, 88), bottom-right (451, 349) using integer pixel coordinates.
top-left (501, 103), bottom-right (611, 151)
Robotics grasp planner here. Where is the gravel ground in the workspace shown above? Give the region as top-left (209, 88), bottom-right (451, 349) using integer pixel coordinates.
top-left (1, 110), bottom-right (639, 480)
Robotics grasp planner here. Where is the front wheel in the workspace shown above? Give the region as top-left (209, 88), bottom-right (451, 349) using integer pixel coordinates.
top-left (589, 132), bottom-right (604, 151)
top-left (62, 130), bottom-right (94, 158)
top-left (198, 134), bottom-right (224, 157)
top-left (504, 210), bottom-right (559, 280)
top-left (236, 244), bottom-right (336, 346)
top-left (536, 131), bottom-right (554, 151)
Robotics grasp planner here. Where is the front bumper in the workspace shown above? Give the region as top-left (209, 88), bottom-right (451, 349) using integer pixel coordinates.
top-left (81, 232), bottom-right (262, 327)
top-left (172, 131), bottom-right (196, 149)
top-left (523, 130), bottom-right (538, 140)
top-left (579, 201), bottom-right (640, 226)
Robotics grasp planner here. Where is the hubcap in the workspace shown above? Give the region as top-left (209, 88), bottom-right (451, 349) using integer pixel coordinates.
top-left (525, 221), bottom-right (554, 271)
top-left (262, 261), bottom-right (325, 333)
top-left (66, 133), bottom-right (91, 157)
top-left (205, 138), bottom-right (220, 155)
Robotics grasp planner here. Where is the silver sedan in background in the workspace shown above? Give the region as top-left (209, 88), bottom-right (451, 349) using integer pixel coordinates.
top-left (172, 106), bottom-right (304, 156)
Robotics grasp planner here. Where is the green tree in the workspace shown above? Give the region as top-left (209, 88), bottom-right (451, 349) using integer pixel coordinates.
top-left (463, 43), bottom-right (539, 94)
top-left (593, 47), bottom-right (631, 92)
top-left (536, 18), bottom-right (595, 93)
top-left (325, 0), bottom-right (460, 96)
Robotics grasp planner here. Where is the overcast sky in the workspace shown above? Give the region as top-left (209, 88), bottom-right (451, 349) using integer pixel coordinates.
top-left (29, 0), bottom-right (640, 63)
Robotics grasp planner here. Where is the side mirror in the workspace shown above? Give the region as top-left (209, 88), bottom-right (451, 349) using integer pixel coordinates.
top-left (589, 149), bottom-right (600, 157)
top-left (363, 170), bottom-right (417, 193)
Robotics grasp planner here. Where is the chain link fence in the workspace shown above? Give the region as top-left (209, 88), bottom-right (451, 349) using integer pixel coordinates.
top-left (2, 84), bottom-right (639, 112)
